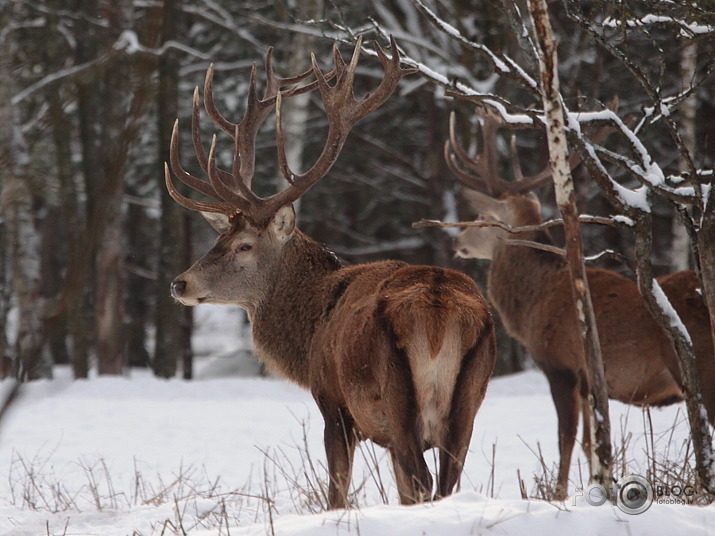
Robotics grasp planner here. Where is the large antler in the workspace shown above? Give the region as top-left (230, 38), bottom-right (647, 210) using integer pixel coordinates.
top-left (446, 106), bottom-right (615, 198)
top-left (166, 36), bottom-right (411, 226)
top-left (445, 107), bottom-right (557, 197)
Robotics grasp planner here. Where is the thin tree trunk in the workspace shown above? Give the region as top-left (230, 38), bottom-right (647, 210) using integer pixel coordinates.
top-left (92, 0), bottom-right (161, 375)
top-left (671, 42), bottom-right (698, 272)
top-left (631, 210), bottom-right (715, 495)
top-left (694, 188), bottom-right (715, 493)
top-left (126, 199), bottom-right (153, 369)
top-left (274, 0), bottom-right (324, 216)
top-left (529, 0), bottom-right (612, 496)
top-left (40, 206), bottom-right (69, 365)
top-left (95, 21), bottom-right (131, 376)
top-left (421, 90), bottom-right (464, 270)
top-left (154, 0), bottom-right (191, 378)
top-left (70, 0), bottom-right (101, 379)
top-left (0, 10), bottom-right (49, 381)
top-left (0, 213), bottom-right (9, 377)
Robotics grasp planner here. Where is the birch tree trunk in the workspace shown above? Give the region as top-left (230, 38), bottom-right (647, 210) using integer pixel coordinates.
top-left (528, 0), bottom-right (612, 496)
top-left (671, 42), bottom-right (698, 272)
top-left (0, 16), bottom-right (50, 380)
top-left (274, 0), bottom-right (324, 217)
top-left (0, 212), bottom-right (9, 377)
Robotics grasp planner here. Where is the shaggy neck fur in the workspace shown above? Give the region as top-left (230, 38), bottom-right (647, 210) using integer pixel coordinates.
top-left (250, 230), bottom-right (342, 386)
top-left (487, 225), bottom-right (565, 343)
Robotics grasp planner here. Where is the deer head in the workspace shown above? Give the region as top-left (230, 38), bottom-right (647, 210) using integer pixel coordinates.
top-left (446, 109), bottom-right (552, 260)
top-left (166, 37), bottom-right (408, 310)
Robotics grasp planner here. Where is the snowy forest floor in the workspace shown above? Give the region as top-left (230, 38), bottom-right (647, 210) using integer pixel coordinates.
top-left (1, 305), bottom-right (713, 535)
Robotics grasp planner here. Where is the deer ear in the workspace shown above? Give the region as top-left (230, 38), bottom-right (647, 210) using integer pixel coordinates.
top-left (461, 187), bottom-right (505, 219)
top-left (270, 204), bottom-right (296, 241)
top-left (201, 212), bottom-right (232, 233)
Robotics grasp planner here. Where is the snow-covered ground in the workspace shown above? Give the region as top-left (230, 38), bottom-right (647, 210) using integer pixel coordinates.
top-left (1, 305), bottom-right (713, 535)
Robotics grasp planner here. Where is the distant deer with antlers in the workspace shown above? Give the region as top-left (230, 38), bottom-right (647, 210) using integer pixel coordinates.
top-left (445, 109), bottom-right (713, 499)
top-left (165, 39), bottom-right (496, 508)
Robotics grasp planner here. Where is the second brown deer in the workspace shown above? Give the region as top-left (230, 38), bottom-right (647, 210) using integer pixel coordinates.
top-left (446, 110), bottom-right (713, 499)
top-left (165, 39), bottom-right (496, 508)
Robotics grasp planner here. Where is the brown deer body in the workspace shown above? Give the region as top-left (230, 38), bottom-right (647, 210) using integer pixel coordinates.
top-left (657, 270), bottom-right (715, 426)
top-left (166, 40), bottom-right (496, 508)
top-left (446, 112), bottom-right (713, 499)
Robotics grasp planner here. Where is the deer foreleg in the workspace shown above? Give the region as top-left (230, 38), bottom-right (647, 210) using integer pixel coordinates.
top-left (319, 403), bottom-right (357, 509)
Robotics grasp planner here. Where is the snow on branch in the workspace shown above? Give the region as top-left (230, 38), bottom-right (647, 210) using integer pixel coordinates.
top-left (601, 14), bottom-right (715, 37)
top-left (652, 280), bottom-right (693, 344)
top-left (358, 2), bottom-right (710, 223)
top-left (410, 0), bottom-right (539, 94)
top-left (113, 30), bottom-right (210, 60)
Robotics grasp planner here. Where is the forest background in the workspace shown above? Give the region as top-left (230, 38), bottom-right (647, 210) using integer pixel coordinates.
top-left (0, 0), bottom-right (713, 383)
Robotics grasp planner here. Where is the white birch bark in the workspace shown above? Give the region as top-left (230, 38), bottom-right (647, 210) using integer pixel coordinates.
top-left (0, 25), bottom-right (50, 380)
top-left (528, 0), bottom-right (612, 495)
top-left (671, 42), bottom-right (698, 271)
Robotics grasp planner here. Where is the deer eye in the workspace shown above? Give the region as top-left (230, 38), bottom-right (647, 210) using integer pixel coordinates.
top-left (238, 244), bottom-right (253, 252)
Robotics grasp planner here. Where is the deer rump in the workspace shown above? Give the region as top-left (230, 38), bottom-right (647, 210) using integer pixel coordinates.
top-left (310, 263), bottom-right (496, 499)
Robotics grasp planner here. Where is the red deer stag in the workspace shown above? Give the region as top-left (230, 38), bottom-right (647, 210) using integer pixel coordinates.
top-left (165, 39), bottom-right (496, 508)
top-left (446, 110), bottom-right (713, 499)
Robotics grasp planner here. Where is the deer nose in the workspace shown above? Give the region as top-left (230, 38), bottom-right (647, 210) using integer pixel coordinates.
top-left (171, 280), bottom-right (187, 298)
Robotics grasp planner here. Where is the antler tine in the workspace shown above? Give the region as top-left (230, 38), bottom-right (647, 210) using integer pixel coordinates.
top-left (191, 88), bottom-right (231, 182)
top-left (164, 162), bottom-right (233, 214)
top-left (205, 134), bottom-right (254, 214)
top-left (203, 61), bottom-right (277, 195)
top-left (264, 46), bottom-right (323, 96)
top-left (275, 92), bottom-right (293, 185)
top-left (203, 64), bottom-right (236, 136)
top-left (445, 135), bottom-right (490, 192)
top-left (258, 35), bottom-right (410, 221)
top-left (445, 111), bottom-right (513, 197)
top-left (507, 118), bottom-right (616, 195)
top-left (191, 84), bottom-right (254, 201)
top-left (352, 35), bottom-right (405, 119)
top-left (507, 134), bottom-right (554, 194)
top-left (444, 112), bottom-right (489, 191)
top-left (169, 119), bottom-right (222, 200)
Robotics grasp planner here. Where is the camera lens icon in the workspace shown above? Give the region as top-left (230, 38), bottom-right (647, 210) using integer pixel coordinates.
top-left (616, 475), bottom-right (653, 515)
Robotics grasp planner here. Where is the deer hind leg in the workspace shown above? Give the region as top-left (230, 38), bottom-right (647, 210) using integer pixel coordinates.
top-left (384, 348), bottom-right (433, 504)
top-left (545, 367), bottom-right (581, 501)
top-left (578, 370), bottom-right (594, 479)
top-left (388, 448), bottom-right (433, 505)
top-left (317, 399), bottom-right (357, 509)
top-left (436, 329), bottom-right (495, 500)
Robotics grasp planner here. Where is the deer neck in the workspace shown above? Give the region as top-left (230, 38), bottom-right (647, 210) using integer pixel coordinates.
top-left (487, 228), bottom-right (565, 341)
top-left (250, 230), bottom-right (342, 386)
